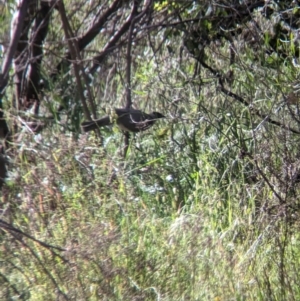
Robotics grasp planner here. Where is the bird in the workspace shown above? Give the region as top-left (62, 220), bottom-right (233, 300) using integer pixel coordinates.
top-left (81, 108), bottom-right (165, 133)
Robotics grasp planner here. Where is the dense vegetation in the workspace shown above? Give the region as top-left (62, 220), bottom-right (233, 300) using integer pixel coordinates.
top-left (1, 0), bottom-right (300, 300)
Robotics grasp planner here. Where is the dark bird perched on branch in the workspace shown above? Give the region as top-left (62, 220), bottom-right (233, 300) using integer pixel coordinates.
top-left (81, 108), bottom-right (165, 133)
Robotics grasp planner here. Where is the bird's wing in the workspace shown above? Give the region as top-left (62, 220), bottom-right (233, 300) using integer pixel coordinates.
top-left (114, 108), bottom-right (130, 115)
top-left (127, 112), bottom-right (155, 130)
top-left (114, 108), bottom-right (145, 116)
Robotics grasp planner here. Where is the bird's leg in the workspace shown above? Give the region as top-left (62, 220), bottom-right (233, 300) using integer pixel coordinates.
top-left (123, 131), bottom-right (130, 158)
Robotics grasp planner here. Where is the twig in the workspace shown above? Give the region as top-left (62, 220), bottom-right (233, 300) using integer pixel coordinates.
top-left (57, 0), bottom-right (92, 120)
top-left (0, 218), bottom-right (66, 252)
top-left (0, 0), bottom-right (29, 94)
top-left (198, 57), bottom-right (300, 135)
top-left (52, 0), bottom-right (122, 79)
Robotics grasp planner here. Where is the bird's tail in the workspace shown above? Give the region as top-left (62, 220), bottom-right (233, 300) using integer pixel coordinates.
top-left (81, 116), bottom-right (111, 132)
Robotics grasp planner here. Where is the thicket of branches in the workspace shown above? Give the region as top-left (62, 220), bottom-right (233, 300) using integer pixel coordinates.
top-left (1, 0), bottom-right (299, 135)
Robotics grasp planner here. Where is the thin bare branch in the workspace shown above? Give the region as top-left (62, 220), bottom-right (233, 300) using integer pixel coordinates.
top-left (57, 0), bottom-right (91, 120)
top-left (198, 57), bottom-right (300, 135)
top-left (0, 0), bottom-right (30, 94)
top-left (0, 219), bottom-right (66, 252)
top-left (53, 0), bottom-right (122, 79)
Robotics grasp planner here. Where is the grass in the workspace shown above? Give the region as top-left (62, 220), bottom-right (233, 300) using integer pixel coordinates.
top-left (1, 98), bottom-right (299, 297)
top-left (2, 124), bottom-right (300, 300)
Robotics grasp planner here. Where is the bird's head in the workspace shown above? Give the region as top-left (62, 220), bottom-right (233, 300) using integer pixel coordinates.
top-left (151, 112), bottom-right (165, 119)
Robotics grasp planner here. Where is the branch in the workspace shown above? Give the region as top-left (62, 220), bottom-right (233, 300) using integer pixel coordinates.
top-left (23, 1), bottom-right (53, 113)
top-left (125, 1), bottom-right (140, 109)
top-left (123, 0), bottom-right (154, 157)
top-left (57, 0), bottom-right (91, 120)
top-left (0, 219), bottom-right (66, 252)
top-left (52, 0), bottom-right (121, 79)
top-left (198, 57), bottom-right (300, 135)
top-left (220, 85), bottom-right (300, 135)
top-left (0, 272), bottom-right (21, 296)
top-left (89, 5), bottom-right (141, 74)
top-left (0, 0), bottom-right (30, 94)
top-left (123, 1), bottom-right (139, 157)
top-left (10, 231), bottom-right (69, 301)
